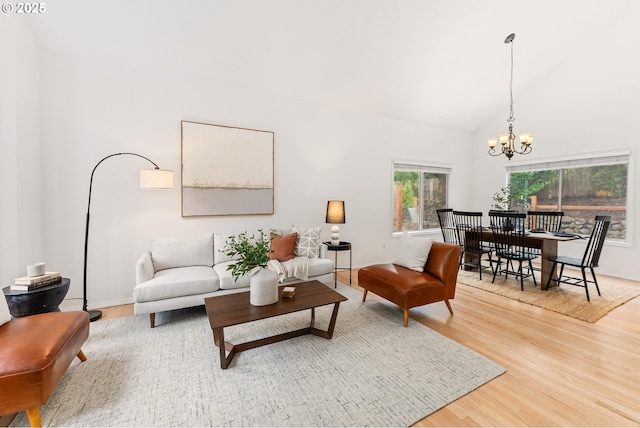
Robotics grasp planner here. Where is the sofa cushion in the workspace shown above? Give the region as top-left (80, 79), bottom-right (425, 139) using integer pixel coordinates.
top-left (151, 234), bottom-right (214, 272)
top-left (269, 232), bottom-right (298, 261)
top-left (392, 233), bottom-right (433, 272)
top-left (134, 266), bottom-right (219, 303)
top-left (213, 261), bottom-right (251, 290)
top-left (291, 225), bottom-right (322, 258)
top-left (307, 257), bottom-right (334, 277)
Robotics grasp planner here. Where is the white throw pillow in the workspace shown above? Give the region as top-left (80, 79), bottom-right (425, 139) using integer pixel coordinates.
top-left (0, 296), bottom-right (11, 327)
top-left (151, 234), bottom-right (214, 272)
top-left (392, 233), bottom-right (434, 272)
top-left (290, 225), bottom-right (322, 258)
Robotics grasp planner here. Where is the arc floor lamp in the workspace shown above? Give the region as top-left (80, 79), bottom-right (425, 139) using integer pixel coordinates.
top-left (83, 152), bottom-right (173, 322)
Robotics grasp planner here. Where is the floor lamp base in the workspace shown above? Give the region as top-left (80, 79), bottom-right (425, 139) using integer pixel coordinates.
top-left (87, 309), bottom-right (102, 322)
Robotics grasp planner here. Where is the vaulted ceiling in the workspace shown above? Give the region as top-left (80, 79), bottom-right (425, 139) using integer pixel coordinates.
top-left (26, 0), bottom-right (633, 132)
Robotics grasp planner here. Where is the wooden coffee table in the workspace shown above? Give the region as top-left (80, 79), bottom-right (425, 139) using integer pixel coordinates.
top-left (204, 280), bottom-right (348, 369)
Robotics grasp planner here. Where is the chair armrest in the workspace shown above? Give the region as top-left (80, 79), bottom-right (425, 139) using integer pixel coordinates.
top-left (319, 243), bottom-right (328, 259)
top-left (136, 252), bottom-right (154, 284)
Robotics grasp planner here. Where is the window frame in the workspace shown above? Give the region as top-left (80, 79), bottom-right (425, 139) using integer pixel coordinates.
top-left (505, 149), bottom-right (634, 247)
top-left (391, 159), bottom-right (452, 236)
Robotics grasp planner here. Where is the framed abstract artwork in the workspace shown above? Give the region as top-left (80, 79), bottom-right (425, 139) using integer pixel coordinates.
top-left (181, 120), bottom-right (274, 216)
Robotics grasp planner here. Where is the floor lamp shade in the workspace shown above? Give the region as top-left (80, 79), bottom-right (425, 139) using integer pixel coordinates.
top-left (326, 200), bottom-right (345, 246)
top-left (140, 169), bottom-right (174, 189)
top-left (84, 153), bottom-right (173, 322)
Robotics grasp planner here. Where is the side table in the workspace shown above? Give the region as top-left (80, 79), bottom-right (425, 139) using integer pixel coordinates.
top-left (323, 241), bottom-right (352, 288)
top-left (2, 278), bottom-right (70, 318)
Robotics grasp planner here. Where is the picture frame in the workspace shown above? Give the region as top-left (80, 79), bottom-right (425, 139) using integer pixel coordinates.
top-left (181, 120), bottom-right (274, 216)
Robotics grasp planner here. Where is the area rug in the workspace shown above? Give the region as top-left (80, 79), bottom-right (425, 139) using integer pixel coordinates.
top-left (12, 283), bottom-right (505, 427)
top-left (457, 270), bottom-right (640, 323)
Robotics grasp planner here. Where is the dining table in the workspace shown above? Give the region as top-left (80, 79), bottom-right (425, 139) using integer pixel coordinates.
top-left (475, 229), bottom-right (581, 289)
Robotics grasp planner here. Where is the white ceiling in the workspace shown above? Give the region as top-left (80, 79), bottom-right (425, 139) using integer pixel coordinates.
top-left (25, 0), bottom-right (633, 132)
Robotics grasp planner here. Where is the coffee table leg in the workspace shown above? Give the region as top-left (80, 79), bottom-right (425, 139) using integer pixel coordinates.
top-left (214, 327), bottom-right (236, 369)
top-left (310, 307), bottom-right (315, 328)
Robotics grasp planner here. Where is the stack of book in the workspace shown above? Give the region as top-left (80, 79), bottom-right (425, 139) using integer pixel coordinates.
top-left (11, 272), bottom-right (62, 291)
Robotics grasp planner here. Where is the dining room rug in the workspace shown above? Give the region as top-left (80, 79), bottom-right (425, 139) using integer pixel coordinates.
top-left (11, 282), bottom-right (505, 427)
top-left (456, 270), bottom-right (640, 322)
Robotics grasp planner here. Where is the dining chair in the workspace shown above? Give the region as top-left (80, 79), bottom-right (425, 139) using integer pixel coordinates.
top-left (525, 211), bottom-right (565, 275)
top-left (526, 211), bottom-right (564, 232)
top-left (452, 211), bottom-right (494, 279)
top-left (545, 215), bottom-right (611, 301)
top-left (437, 208), bottom-right (463, 267)
top-left (488, 211), bottom-right (538, 290)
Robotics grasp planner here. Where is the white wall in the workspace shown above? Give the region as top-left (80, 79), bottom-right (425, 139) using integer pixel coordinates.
top-left (0, 15), bottom-right (41, 286)
top-left (35, 50), bottom-right (471, 310)
top-left (470, 9), bottom-right (640, 280)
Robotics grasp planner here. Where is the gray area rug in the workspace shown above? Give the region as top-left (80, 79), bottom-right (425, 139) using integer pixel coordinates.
top-left (13, 283), bottom-right (505, 427)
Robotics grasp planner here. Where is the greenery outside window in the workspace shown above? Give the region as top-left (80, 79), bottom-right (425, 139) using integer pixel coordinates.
top-left (506, 151), bottom-right (631, 241)
top-left (393, 161), bottom-right (450, 233)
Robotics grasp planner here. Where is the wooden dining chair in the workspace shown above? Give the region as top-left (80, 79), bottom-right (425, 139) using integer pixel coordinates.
top-left (545, 215), bottom-right (611, 301)
top-left (452, 211), bottom-right (494, 279)
top-left (488, 211), bottom-right (538, 290)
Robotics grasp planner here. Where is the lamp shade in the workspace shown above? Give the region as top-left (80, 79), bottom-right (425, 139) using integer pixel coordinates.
top-left (140, 169), bottom-right (174, 189)
top-left (326, 200), bottom-right (345, 224)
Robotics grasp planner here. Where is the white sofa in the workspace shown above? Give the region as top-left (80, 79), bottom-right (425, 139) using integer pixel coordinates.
top-left (134, 231), bottom-right (334, 327)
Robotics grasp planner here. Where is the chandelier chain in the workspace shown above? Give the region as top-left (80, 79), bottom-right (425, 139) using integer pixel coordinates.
top-left (508, 39), bottom-right (514, 123)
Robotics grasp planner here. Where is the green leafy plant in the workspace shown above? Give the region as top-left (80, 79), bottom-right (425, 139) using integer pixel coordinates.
top-left (222, 230), bottom-right (272, 280)
top-left (491, 186), bottom-right (512, 210)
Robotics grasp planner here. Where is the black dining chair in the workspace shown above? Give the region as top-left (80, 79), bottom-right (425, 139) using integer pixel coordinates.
top-left (437, 208), bottom-right (463, 267)
top-left (525, 211), bottom-right (565, 275)
top-left (526, 211), bottom-right (564, 233)
top-left (545, 216), bottom-right (611, 301)
top-left (452, 211), bottom-right (494, 279)
top-left (488, 211), bottom-right (538, 290)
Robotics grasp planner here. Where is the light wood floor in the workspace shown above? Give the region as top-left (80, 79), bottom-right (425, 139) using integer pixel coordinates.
top-left (5, 270), bottom-right (638, 427)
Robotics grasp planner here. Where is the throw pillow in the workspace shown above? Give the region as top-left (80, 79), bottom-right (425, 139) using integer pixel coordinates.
top-left (290, 225), bottom-right (322, 258)
top-left (392, 233), bottom-right (434, 272)
top-left (269, 232), bottom-right (298, 261)
top-left (0, 295), bottom-right (11, 327)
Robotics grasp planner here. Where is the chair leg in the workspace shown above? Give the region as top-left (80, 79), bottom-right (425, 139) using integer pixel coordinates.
top-left (26, 408), bottom-right (42, 427)
top-left (581, 268), bottom-right (591, 301)
top-left (150, 313), bottom-right (156, 328)
top-left (545, 261), bottom-right (558, 290)
top-left (518, 261), bottom-right (524, 291)
top-left (590, 267), bottom-right (602, 297)
top-left (529, 260), bottom-right (537, 287)
top-left (492, 257), bottom-right (501, 283)
top-left (444, 299), bottom-right (454, 315)
top-left (403, 309), bottom-right (409, 327)
top-left (362, 289), bottom-right (368, 302)
top-left (77, 349), bottom-right (87, 362)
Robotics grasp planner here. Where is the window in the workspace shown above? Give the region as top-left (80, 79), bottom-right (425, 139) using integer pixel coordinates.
top-left (392, 161), bottom-right (450, 233)
top-left (507, 152), bottom-right (631, 241)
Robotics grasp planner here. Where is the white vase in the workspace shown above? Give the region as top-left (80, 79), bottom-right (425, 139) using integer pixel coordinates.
top-left (249, 267), bottom-right (279, 306)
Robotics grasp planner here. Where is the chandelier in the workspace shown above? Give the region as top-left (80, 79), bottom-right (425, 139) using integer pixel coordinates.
top-left (488, 33), bottom-right (533, 160)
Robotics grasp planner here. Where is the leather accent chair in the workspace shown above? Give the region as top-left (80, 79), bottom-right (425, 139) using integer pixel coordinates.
top-left (0, 310), bottom-right (89, 427)
top-left (358, 242), bottom-right (461, 326)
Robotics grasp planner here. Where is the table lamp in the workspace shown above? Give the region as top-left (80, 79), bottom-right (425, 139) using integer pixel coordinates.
top-left (326, 200), bottom-right (345, 246)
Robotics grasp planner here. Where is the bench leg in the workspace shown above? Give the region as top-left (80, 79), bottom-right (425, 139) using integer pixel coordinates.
top-left (404, 309), bottom-right (409, 327)
top-left (150, 313), bottom-right (156, 328)
top-left (26, 408), bottom-right (41, 427)
top-left (444, 299), bottom-right (454, 315)
top-left (77, 349), bottom-right (87, 362)
top-left (362, 289), bottom-right (368, 302)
